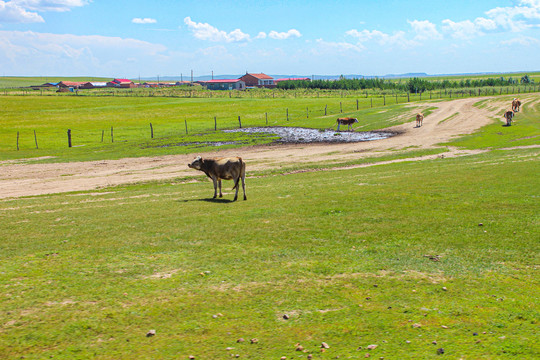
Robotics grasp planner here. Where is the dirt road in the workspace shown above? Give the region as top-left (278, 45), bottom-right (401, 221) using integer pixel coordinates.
top-left (0, 96), bottom-right (525, 199)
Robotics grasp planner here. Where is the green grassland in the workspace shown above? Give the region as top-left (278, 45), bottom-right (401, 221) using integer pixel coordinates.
top-left (445, 99), bottom-right (540, 149)
top-left (0, 95), bottom-right (427, 162)
top-left (1, 147), bottom-right (538, 359)
top-left (0, 93), bottom-right (539, 359)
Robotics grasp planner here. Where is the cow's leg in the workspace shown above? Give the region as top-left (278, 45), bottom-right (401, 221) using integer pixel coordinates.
top-left (212, 177), bottom-right (218, 198)
top-left (337, 123), bottom-right (340, 132)
top-left (241, 174), bottom-right (247, 200)
top-left (233, 176), bottom-right (239, 201)
top-left (218, 179), bottom-right (223, 198)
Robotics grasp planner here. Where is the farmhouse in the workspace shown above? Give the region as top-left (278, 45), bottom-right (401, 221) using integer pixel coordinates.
top-left (107, 78), bottom-right (136, 88)
top-left (57, 81), bottom-right (85, 89)
top-left (204, 79), bottom-right (246, 91)
top-left (239, 73), bottom-right (275, 88)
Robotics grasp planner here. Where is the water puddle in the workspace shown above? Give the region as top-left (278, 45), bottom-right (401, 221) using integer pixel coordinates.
top-left (225, 127), bottom-right (395, 144)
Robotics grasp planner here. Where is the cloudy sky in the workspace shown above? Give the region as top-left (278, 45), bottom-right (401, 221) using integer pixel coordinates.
top-left (0, 0), bottom-right (539, 77)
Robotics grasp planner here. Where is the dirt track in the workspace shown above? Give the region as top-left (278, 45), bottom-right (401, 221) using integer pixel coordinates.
top-left (0, 96), bottom-right (531, 199)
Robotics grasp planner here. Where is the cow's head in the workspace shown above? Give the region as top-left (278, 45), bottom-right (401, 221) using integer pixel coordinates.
top-left (188, 156), bottom-right (203, 170)
top-left (353, 118), bottom-right (359, 123)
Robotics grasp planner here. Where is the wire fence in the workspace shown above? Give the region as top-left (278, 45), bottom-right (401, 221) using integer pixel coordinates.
top-left (1, 84), bottom-right (538, 99)
top-left (3, 86), bottom-right (538, 152)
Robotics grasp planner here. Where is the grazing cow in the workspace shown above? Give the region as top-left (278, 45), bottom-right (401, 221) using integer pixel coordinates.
top-left (503, 110), bottom-right (514, 126)
top-left (188, 156), bottom-right (246, 201)
top-left (512, 98), bottom-right (521, 112)
top-left (415, 113), bottom-right (424, 127)
top-left (336, 117), bottom-right (358, 131)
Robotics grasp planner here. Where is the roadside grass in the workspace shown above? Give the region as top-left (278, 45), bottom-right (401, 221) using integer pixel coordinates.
top-left (445, 96), bottom-right (540, 149)
top-left (0, 96), bottom-right (424, 162)
top-left (1, 147), bottom-right (538, 359)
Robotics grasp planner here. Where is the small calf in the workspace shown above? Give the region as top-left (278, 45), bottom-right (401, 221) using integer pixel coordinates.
top-left (415, 113), bottom-right (424, 127)
top-left (336, 117), bottom-right (358, 131)
top-left (188, 156), bottom-right (247, 201)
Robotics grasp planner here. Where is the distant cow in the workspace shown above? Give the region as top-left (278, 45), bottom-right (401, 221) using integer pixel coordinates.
top-left (503, 110), bottom-right (514, 126)
top-left (415, 113), bottom-right (424, 127)
top-left (512, 98), bottom-right (521, 112)
top-left (336, 117), bottom-right (358, 131)
top-left (188, 156), bottom-right (246, 201)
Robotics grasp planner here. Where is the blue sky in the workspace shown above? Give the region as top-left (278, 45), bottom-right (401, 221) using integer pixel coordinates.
top-left (0, 0), bottom-right (539, 77)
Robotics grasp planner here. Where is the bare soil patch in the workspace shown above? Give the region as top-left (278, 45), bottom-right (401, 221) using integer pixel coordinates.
top-left (0, 96), bottom-right (530, 199)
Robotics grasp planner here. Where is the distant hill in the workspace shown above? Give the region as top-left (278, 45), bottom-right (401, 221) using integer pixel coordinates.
top-left (139, 73), bottom-right (434, 82)
top-left (139, 71), bottom-right (538, 82)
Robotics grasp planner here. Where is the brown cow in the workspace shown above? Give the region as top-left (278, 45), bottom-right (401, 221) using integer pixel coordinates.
top-left (188, 156), bottom-right (246, 201)
top-left (336, 117), bottom-right (358, 131)
top-left (512, 98), bottom-right (521, 112)
top-left (415, 113), bottom-right (424, 127)
top-left (503, 110), bottom-right (514, 126)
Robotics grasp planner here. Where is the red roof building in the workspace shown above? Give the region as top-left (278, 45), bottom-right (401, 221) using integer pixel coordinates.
top-left (239, 73), bottom-right (274, 88)
top-left (107, 78), bottom-right (136, 88)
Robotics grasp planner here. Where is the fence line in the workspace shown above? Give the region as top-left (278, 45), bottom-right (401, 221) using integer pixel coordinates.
top-left (7, 87), bottom-right (538, 151)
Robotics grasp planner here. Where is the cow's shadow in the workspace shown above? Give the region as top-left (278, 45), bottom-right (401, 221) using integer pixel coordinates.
top-left (178, 197), bottom-right (235, 204)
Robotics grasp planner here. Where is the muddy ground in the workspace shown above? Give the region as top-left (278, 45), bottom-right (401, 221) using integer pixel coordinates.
top-left (0, 96), bottom-right (535, 199)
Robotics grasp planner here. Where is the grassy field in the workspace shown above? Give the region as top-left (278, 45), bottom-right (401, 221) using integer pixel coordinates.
top-left (445, 98), bottom-right (540, 149)
top-left (0, 93), bottom-right (538, 359)
top-left (1, 147), bottom-right (538, 359)
top-left (0, 95), bottom-right (431, 162)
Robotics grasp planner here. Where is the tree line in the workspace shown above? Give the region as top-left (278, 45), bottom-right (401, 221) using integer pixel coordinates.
top-left (277, 75), bottom-right (534, 93)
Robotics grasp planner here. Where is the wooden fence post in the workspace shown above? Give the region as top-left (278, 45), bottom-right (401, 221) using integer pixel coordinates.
top-left (101, 130), bottom-right (104, 143)
top-left (265, 112), bottom-right (268, 125)
top-left (370, 98), bottom-right (373, 108)
top-left (34, 130), bottom-right (38, 149)
top-left (356, 99), bottom-right (359, 110)
top-left (407, 92), bottom-right (410, 102)
top-left (383, 95), bottom-right (386, 106)
top-left (67, 129), bottom-right (72, 148)
top-left (17, 131), bottom-right (19, 151)
top-left (150, 123), bottom-right (153, 139)
top-left (238, 116), bottom-right (242, 128)
top-left (214, 116), bottom-right (217, 131)
top-left (185, 119), bottom-right (188, 134)
top-left (340, 102), bottom-right (342, 113)
top-left (306, 107), bottom-right (309, 118)
top-left (325, 105), bottom-right (327, 116)
top-left (286, 108), bottom-right (289, 121)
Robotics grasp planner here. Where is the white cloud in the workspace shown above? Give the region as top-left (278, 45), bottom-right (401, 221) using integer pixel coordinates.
top-left (346, 28), bottom-right (418, 48)
top-left (268, 29), bottom-right (301, 40)
top-left (132, 17), bottom-right (156, 24)
top-left (11, 0), bottom-right (88, 12)
top-left (442, 0), bottom-right (540, 39)
top-left (0, 0), bottom-right (43, 22)
top-left (0, 0), bottom-right (88, 23)
top-left (500, 36), bottom-right (540, 46)
top-left (314, 38), bottom-right (364, 53)
top-left (0, 30), bottom-right (168, 75)
top-left (255, 31), bottom-right (266, 39)
top-left (441, 19), bottom-right (480, 39)
top-left (183, 16), bottom-right (250, 43)
top-left (408, 20), bottom-right (442, 40)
